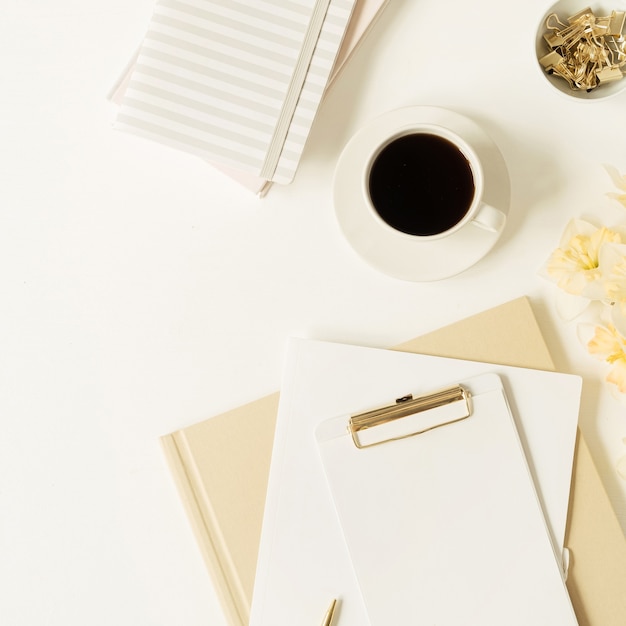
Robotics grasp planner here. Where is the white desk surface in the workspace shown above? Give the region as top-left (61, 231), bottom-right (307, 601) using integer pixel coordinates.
top-left (1, 1), bottom-right (625, 624)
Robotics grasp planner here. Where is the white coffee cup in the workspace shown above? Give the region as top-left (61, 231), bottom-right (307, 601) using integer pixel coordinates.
top-left (333, 106), bottom-right (510, 282)
top-left (364, 125), bottom-right (506, 240)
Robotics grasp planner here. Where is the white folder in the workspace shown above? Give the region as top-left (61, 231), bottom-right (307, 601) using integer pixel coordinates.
top-left (249, 338), bottom-right (582, 626)
top-left (316, 372), bottom-right (579, 625)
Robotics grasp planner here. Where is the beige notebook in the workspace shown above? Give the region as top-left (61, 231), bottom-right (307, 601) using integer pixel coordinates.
top-left (161, 297), bottom-right (626, 626)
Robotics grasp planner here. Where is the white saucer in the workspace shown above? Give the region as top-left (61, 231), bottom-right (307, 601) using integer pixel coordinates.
top-left (333, 106), bottom-right (510, 282)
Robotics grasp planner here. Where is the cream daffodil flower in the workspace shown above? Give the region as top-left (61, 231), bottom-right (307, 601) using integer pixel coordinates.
top-left (598, 242), bottom-right (626, 335)
top-left (587, 323), bottom-right (626, 394)
top-left (545, 219), bottom-right (622, 298)
top-left (599, 242), bottom-right (626, 300)
top-left (542, 168), bottom-right (626, 402)
top-left (605, 164), bottom-right (626, 210)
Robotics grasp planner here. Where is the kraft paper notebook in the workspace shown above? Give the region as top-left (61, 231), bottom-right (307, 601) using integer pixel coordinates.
top-left (114, 0), bottom-right (359, 186)
top-left (109, 0), bottom-right (389, 196)
top-left (316, 372), bottom-right (578, 624)
top-left (160, 297), bottom-right (626, 626)
top-left (249, 339), bottom-right (581, 626)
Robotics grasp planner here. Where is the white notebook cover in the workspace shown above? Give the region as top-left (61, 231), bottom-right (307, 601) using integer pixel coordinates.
top-left (109, 0), bottom-right (390, 196)
top-left (317, 373), bottom-right (578, 625)
top-left (249, 338), bottom-right (581, 626)
top-left (114, 0), bottom-right (357, 184)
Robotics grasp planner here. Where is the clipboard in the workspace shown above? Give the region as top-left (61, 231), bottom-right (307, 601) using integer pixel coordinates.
top-left (316, 373), bottom-right (579, 625)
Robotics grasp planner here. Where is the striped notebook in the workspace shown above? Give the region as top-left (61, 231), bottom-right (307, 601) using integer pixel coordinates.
top-left (115, 0), bottom-right (357, 184)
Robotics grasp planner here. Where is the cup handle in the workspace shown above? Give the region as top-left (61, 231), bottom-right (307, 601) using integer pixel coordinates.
top-left (471, 202), bottom-right (506, 233)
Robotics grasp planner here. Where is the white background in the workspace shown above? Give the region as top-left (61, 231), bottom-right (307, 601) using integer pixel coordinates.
top-left (1, 0), bottom-right (625, 624)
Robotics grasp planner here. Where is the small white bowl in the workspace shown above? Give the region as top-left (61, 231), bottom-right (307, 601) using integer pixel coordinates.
top-left (535, 0), bottom-right (626, 100)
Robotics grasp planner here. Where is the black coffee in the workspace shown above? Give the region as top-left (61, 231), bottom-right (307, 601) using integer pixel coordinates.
top-left (368, 133), bottom-right (475, 236)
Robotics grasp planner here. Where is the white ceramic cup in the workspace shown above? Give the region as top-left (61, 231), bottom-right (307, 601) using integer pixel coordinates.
top-left (363, 124), bottom-right (506, 240)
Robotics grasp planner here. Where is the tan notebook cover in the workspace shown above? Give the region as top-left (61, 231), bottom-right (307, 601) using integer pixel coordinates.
top-left (161, 297), bottom-right (626, 626)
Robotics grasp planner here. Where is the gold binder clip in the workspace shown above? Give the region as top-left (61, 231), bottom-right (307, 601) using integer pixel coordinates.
top-left (348, 384), bottom-right (471, 449)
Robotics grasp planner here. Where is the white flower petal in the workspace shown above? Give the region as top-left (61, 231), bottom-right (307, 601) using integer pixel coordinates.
top-left (576, 322), bottom-right (598, 347)
top-left (555, 291), bottom-right (591, 320)
top-left (598, 241), bottom-right (626, 269)
top-left (606, 192), bottom-right (626, 208)
top-left (604, 163), bottom-right (626, 191)
top-left (611, 305), bottom-right (626, 339)
top-left (580, 279), bottom-right (608, 301)
top-left (599, 303), bottom-right (615, 325)
top-left (559, 219), bottom-right (596, 246)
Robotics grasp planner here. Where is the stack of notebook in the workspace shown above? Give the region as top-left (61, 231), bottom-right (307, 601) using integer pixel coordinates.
top-left (162, 297), bottom-right (626, 626)
top-left (111, 0), bottom-right (390, 196)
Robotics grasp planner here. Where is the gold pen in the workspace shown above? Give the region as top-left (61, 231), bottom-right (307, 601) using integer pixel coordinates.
top-left (320, 598), bottom-right (337, 626)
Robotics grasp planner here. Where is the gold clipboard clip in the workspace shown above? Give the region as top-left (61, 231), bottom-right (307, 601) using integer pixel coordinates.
top-left (348, 384), bottom-right (472, 449)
